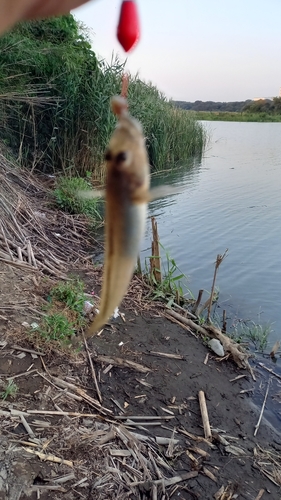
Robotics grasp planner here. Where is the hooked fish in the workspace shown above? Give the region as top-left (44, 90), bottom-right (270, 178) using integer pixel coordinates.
top-left (84, 96), bottom-right (177, 338)
top-left (84, 96), bottom-right (149, 338)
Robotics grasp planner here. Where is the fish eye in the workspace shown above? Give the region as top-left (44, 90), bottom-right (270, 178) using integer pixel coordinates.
top-left (115, 151), bottom-right (127, 163)
top-left (104, 150), bottom-right (112, 161)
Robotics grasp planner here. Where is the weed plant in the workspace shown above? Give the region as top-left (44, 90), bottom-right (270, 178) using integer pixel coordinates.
top-left (146, 244), bottom-right (193, 305)
top-left (53, 176), bottom-right (102, 220)
top-left (38, 313), bottom-right (76, 341)
top-left (230, 320), bottom-right (271, 352)
top-left (0, 380), bottom-right (18, 400)
top-left (37, 278), bottom-right (88, 343)
top-left (50, 278), bottom-right (86, 313)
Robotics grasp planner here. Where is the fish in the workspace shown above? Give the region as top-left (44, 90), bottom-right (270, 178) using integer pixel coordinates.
top-left (84, 96), bottom-right (149, 338)
top-left (84, 96), bottom-right (179, 338)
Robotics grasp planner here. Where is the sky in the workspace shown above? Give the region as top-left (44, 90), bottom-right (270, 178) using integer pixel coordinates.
top-left (74, 0), bottom-right (281, 102)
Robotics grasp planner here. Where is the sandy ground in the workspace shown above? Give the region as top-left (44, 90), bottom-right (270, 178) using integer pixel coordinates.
top-left (0, 263), bottom-right (281, 500)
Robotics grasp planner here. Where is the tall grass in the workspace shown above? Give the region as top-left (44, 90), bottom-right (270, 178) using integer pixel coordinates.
top-left (128, 76), bottom-right (206, 170)
top-left (0, 16), bottom-right (206, 179)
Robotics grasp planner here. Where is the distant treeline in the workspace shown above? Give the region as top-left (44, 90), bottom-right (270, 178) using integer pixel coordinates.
top-left (174, 100), bottom-right (251, 112)
top-left (174, 98), bottom-right (281, 114)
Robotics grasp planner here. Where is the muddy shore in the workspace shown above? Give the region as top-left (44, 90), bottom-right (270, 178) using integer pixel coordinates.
top-left (0, 263), bottom-right (281, 500)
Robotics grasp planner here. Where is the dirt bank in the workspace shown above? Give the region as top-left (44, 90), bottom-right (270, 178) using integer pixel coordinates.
top-left (0, 263), bottom-right (281, 500)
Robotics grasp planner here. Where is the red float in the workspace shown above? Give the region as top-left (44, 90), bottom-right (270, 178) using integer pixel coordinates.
top-left (117, 0), bottom-right (140, 52)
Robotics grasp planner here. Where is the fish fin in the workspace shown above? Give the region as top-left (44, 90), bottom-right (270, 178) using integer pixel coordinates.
top-left (76, 189), bottom-right (105, 200)
top-left (148, 185), bottom-right (183, 202)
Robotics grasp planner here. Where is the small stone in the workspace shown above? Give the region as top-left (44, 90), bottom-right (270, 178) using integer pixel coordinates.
top-left (83, 301), bottom-right (93, 315)
top-left (208, 339), bottom-right (225, 357)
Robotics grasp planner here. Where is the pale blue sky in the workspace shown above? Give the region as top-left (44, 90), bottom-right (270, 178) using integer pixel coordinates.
top-left (74, 0), bottom-right (281, 102)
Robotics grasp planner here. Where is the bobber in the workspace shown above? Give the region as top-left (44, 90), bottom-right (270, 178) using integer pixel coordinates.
top-left (117, 0), bottom-right (140, 52)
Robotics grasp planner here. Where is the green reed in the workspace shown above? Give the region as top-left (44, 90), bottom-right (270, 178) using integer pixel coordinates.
top-left (0, 15), bottom-right (206, 179)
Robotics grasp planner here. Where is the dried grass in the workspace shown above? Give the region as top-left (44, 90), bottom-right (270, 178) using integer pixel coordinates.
top-left (0, 148), bottom-right (100, 278)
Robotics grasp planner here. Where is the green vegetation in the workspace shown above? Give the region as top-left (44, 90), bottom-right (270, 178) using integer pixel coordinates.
top-left (145, 244), bottom-right (193, 305)
top-left (230, 320), bottom-right (272, 352)
top-left (53, 176), bottom-right (102, 220)
top-left (1, 380), bottom-right (18, 400)
top-left (191, 111), bottom-right (281, 122)
top-left (50, 278), bottom-right (86, 314)
top-left (0, 15), bottom-right (206, 179)
top-left (38, 313), bottom-right (76, 341)
top-left (35, 278), bottom-right (88, 343)
top-left (243, 96), bottom-right (281, 114)
top-left (175, 97), bottom-right (281, 122)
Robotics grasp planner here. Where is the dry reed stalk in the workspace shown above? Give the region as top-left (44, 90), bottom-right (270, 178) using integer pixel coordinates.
top-left (198, 391), bottom-right (212, 440)
top-left (150, 217), bottom-right (162, 283)
top-left (207, 249), bottom-right (228, 322)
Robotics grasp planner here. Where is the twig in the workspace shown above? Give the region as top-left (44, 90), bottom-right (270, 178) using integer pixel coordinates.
top-left (24, 448), bottom-right (73, 467)
top-left (254, 489), bottom-right (265, 500)
top-left (50, 375), bottom-right (111, 414)
top-left (207, 249), bottom-right (228, 322)
top-left (192, 289), bottom-right (204, 316)
top-left (129, 471), bottom-right (198, 488)
top-left (27, 410), bottom-right (99, 417)
top-left (167, 302), bottom-right (197, 320)
top-left (177, 427), bottom-right (216, 448)
top-left (0, 220), bottom-right (14, 261)
top-left (258, 362), bottom-right (281, 381)
top-left (115, 415), bottom-right (174, 421)
top-left (254, 377), bottom-right (271, 436)
top-left (229, 374), bottom-right (247, 382)
top-left (149, 351), bottom-right (184, 360)
top-left (197, 296), bottom-right (212, 317)
top-left (95, 355), bottom-right (151, 373)
top-left (7, 368), bottom-right (37, 380)
top-left (150, 216), bottom-right (162, 283)
top-left (164, 311), bottom-right (197, 337)
top-left (27, 239), bottom-right (37, 267)
top-left (83, 333), bottom-right (102, 403)
top-left (0, 257), bottom-right (36, 270)
top-left (198, 390), bottom-right (212, 440)
top-left (165, 309), bottom-right (207, 335)
top-left (20, 415), bottom-right (36, 439)
top-left (11, 345), bottom-right (45, 356)
top-left (202, 466), bottom-right (217, 482)
top-left (222, 309), bottom-right (227, 333)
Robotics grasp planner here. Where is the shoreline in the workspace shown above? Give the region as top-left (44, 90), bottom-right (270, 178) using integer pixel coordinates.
top-left (1, 263), bottom-right (281, 498)
top-left (0, 159), bottom-right (281, 497)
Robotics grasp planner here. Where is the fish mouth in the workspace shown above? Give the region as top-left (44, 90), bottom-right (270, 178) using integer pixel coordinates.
top-left (85, 203), bottom-right (147, 337)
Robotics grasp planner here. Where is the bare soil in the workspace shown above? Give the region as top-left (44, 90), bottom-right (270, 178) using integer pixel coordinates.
top-left (0, 263), bottom-right (281, 500)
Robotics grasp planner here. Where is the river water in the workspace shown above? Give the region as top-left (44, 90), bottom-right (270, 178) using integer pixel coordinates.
top-left (142, 121), bottom-right (281, 355)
